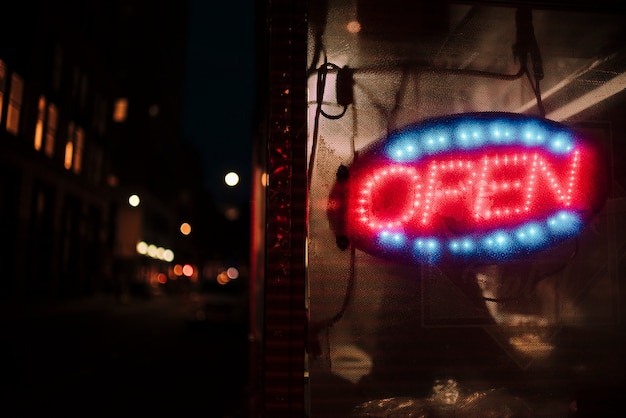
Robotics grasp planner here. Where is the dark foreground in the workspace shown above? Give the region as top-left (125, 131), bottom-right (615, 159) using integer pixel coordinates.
top-left (3, 292), bottom-right (250, 417)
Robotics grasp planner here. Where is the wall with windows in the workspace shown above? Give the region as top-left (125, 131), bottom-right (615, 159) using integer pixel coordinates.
top-left (0, 0), bottom-right (192, 300)
top-left (0, 7), bottom-right (117, 298)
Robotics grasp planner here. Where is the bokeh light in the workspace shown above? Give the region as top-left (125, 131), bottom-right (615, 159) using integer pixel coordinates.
top-left (180, 222), bottom-right (191, 235)
top-left (217, 271), bottom-right (230, 285)
top-left (163, 249), bottom-right (174, 262)
top-left (173, 264), bottom-right (183, 276)
top-left (182, 264), bottom-right (194, 277)
top-left (226, 267), bottom-right (239, 279)
top-left (225, 171), bottom-right (239, 186)
top-left (128, 194), bottom-right (140, 207)
top-left (136, 241), bottom-right (148, 254)
top-left (224, 206), bottom-right (240, 221)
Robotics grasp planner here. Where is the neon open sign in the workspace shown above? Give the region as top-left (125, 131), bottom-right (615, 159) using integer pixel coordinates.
top-left (327, 112), bottom-right (605, 264)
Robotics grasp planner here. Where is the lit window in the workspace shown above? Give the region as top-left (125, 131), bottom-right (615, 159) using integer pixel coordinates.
top-left (35, 97), bottom-right (58, 156)
top-left (6, 73), bottom-right (23, 135)
top-left (64, 122), bottom-right (74, 169)
top-left (0, 60), bottom-right (6, 124)
top-left (45, 104), bottom-right (58, 157)
top-left (64, 121), bottom-right (84, 173)
top-left (34, 96), bottom-right (46, 151)
top-left (73, 126), bottom-right (84, 174)
top-left (113, 98), bottom-right (128, 122)
top-left (64, 141), bottom-right (73, 169)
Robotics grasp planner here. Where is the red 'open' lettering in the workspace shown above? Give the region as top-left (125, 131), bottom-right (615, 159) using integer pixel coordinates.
top-left (352, 150), bottom-right (582, 234)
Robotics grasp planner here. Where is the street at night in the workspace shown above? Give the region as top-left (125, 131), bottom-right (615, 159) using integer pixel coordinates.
top-left (4, 292), bottom-right (250, 417)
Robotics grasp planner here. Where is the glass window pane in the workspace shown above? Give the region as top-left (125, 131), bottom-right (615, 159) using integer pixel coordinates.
top-left (305, 2), bottom-right (626, 417)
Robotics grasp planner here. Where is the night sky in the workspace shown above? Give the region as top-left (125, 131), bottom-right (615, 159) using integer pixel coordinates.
top-left (182, 0), bottom-right (257, 207)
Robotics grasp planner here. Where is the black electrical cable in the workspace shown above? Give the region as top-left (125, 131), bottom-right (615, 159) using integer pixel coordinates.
top-left (514, 7), bottom-right (546, 117)
top-left (319, 66), bottom-right (349, 120)
top-left (308, 61), bottom-right (349, 191)
top-left (307, 62), bottom-right (324, 191)
top-left (525, 69), bottom-right (546, 118)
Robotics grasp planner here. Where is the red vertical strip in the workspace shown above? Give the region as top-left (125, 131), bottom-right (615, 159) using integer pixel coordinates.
top-left (263, 0), bottom-right (307, 416)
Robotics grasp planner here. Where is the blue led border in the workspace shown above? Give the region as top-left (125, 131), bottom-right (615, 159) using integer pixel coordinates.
top-left (385, 112), bottom-right (576, 162)
top-left (375, 210), bottom-right (582, 264)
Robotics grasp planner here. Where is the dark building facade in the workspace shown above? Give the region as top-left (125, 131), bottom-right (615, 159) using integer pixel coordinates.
top-left (0, 0), bottom-right (200, 301)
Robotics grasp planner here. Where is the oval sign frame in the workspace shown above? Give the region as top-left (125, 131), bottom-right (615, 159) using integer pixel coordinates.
top-left (327, 112), bottom-right (606, 265)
